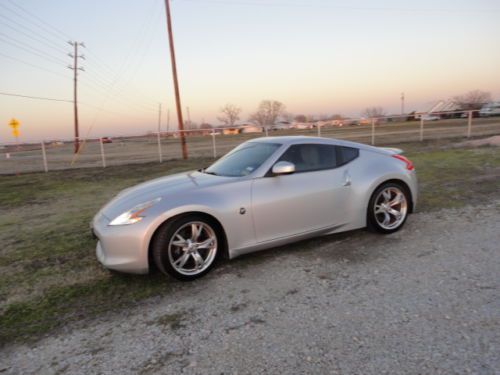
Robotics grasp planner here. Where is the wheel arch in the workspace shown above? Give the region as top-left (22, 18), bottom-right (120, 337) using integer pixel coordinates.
top-left (368, 178), bottom-right (414, 214)
top-left (147, 211), bottom-right (229, 272)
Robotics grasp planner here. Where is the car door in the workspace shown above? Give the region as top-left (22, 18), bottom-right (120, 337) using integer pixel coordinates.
top-left (250, 143), bottom-right (351, 243)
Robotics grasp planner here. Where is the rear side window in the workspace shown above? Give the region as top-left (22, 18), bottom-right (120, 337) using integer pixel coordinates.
top-left (337, 146), bottom-right (359, 166)
top-left (278, 144), bottom-right (337, 173)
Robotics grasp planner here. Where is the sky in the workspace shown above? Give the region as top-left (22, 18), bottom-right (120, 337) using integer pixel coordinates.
top-left (1, 0), bottom-right (499, 142)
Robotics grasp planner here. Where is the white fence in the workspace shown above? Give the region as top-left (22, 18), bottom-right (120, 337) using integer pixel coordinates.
top-left (1, 111), bottom-right (499, 174)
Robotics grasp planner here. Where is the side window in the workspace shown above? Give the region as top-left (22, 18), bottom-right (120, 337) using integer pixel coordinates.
top-left (337, 146), bottom-right (359, 166)
top-left (278, 144), bottom-right (337, 173)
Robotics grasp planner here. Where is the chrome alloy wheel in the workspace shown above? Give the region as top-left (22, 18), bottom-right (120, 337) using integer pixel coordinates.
top-left (374, 187), bottom-right (408, 230)
top-left (167, 221), bottom-right (218, 276)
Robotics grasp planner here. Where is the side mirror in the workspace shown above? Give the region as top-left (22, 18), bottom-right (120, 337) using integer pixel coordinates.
top-left (272, 161), bottom-right (295, 175)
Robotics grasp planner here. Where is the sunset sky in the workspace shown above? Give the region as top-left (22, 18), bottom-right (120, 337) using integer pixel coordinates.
top-left (1, 0), bottom-right (499, 142)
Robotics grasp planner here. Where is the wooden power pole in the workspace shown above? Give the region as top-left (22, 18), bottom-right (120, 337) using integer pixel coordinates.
top-left (68, 41), bottom-right (85, 154)
top-left (164, 0), bottom-right (188, 159)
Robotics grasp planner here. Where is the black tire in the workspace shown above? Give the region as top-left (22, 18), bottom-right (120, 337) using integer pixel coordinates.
top-left (367, 182), bottom-right (410, 234)
top-left (152, 215), bottom-right (221, 281)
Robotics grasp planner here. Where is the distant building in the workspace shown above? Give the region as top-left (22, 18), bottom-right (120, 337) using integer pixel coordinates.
top-left (415, 100), bottom-right (461, 119)
top-left (241, 125), bottom-right (263, 134)
top-left (222, 128), bottom-right (240, 135)
top-left (290, 122), bottom-right (313, 130)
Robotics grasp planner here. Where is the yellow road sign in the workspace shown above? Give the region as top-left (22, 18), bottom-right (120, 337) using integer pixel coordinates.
top-left (12, 128), bottom-right (20, 138)
top-left (9, 118), bottom-right (20, 129)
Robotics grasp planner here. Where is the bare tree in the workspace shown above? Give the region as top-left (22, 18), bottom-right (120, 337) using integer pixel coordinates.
top-left (294, 114), bottom-right (307, 123)
top-left (362, 106), bottom-right (386, 118)
top-left (217, 104), bottom-right (242, 127)
top-left (199, 122), bottom-right (213, 129)
top-left (281, 111), bottom-right (294, 123)
top-left (249, 100), bottom-right (286, 126)
top-left (453, 90), bottom-right (492, 110)
top-left (329, 114), bottom-right (344, 120)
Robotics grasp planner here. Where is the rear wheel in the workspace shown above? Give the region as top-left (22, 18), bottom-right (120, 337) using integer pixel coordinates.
top-left (367, 182), bottom-right (409, 234)
top-left (152, 215), bottom-right (220, 281)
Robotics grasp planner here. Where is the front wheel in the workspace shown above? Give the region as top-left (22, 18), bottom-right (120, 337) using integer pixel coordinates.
top-left (152, 215), bottom-right (220, 281)
top-left (367, 182), bottom-right (409, 234)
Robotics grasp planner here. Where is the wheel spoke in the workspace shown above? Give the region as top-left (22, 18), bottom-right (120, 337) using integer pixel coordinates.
top-left (196, 238), bottom-right (214, 249)
top-left (172, 240), bottom-right (187, 247)
top-left (382, 190), bottom-right (391, 202)
top-left (387, 207), bottom-right (402, 219)
top-left (374, 205), bottom-right (384, 214)
top-left (191, 223), bottom-right (202, 241)
top-left (174, 234), bottom-right (186, 243)
top-left (173, 253), bottom-right (190, 268)
top-left (192, 251), bottom-right (204, 269)
top-left (382, 212), bottom-right (391, 226)
top-left (389, 192), bottom-right (403, 207)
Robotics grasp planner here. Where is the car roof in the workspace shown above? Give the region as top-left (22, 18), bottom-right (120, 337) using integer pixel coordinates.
top-left (248, 135), bottom-right (376, 151)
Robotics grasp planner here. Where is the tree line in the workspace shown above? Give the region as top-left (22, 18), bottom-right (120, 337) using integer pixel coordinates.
top-left (195, 89), bottom-right (493, 129)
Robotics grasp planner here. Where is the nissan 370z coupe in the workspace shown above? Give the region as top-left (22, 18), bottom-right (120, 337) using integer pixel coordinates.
top-left (92, 136), bottom-right (418, 281)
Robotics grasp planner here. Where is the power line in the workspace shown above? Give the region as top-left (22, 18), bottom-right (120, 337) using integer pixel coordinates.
top-left (0, 34), bottom-right (68, 66)
top-left (5, 0), bottom-right (73, 40)
top-left (0, 0), bottom-right (155, 111)
top-left (0, 92), bottom-right (159, 124)
top-left (79, 80), bottom-right (157, 113)
top-left (0, 2), bottom-right (69, 43)
top-left (87, 0), bottom-right (162, 105)
top-left (0, 92), bottom-right (73, 103)
top-left (0, 53), bottom-right (71, 79)
top-left (79, 0), bottom-right (162, 140)
top-left (182, 0), bottom-right (500, 12)
top-left (0, 14), bottom-right (68, 54)
top-left (0, 0), bottom-right (163, 140)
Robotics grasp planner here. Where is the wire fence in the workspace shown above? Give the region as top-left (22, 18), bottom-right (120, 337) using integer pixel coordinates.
top-left (1, 111), bottom-right (499, 174)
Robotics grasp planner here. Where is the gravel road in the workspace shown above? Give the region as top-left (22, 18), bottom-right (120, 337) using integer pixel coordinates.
top-left (2, 203), bottom-right (499, 375)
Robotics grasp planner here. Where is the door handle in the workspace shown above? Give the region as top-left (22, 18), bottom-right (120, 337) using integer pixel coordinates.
top-left (343, 170), bottom-right (351, 187)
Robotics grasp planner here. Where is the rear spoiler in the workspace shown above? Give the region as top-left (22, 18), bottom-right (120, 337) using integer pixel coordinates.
top-left (378, 147), bottom-right (403, 155)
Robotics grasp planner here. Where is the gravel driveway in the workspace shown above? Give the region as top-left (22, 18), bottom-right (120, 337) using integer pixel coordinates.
top-left (2, 203), bottom-right (499, 375)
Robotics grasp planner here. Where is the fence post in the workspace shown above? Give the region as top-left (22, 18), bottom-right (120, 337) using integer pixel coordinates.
top-left (41, 141), bottom-right (48, 173)
top-left (264, 126), bottom-right (269, 137)
top-left (371, 118), bottom-right (375, 145)
top-left (99, 138), bottom-right (106, 168)
top-left (157, 131), bottom-right (163, 163)
top-left (211, 131), bottom-right (217, 159)
top-left (467, 110), bottom-right (472, 138)
top-left (317, 123), bottom-right (321, 137)
top-left (420, 116), bottom-right (424, 141)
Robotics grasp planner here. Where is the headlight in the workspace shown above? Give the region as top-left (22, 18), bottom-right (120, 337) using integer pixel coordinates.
top-left (109, 198), bottom-right (162, 226)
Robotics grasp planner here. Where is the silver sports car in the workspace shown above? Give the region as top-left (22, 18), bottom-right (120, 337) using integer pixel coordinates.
top-left (92, 136), bottom-right (418, 280)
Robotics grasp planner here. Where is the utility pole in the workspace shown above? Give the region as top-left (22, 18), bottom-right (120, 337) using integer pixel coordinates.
top-left (157, 103), bottom-right (163, 163)
top-left (166, 109), bottom-right (170, 133)
top-left (401, 92), bottom-right (405, 115)
top-left (68, 41), bottom-right (85, 153)
top-left (186, 106), bottom-right (191, 129)
top-left (158, 103), bottom-right (163, 134)
top-left (164, 0), bottom-right (188, 159)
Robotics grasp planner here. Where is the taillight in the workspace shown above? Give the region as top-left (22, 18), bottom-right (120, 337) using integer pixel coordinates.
top-left (392, 154), bottom-right (414, 171)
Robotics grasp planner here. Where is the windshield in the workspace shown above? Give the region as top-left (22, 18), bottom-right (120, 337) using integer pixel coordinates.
top-left (204, 142), bottom-right (281, 177)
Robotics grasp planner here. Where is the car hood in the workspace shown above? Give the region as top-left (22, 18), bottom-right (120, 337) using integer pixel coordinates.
top-left (99, 170), bottom-right (231, 220)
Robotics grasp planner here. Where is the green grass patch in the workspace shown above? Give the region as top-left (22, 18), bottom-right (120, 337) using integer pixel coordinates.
top-left (0, 140), bottom-right (498, 347)
top-left (406, 146), bottom-right (500, 211)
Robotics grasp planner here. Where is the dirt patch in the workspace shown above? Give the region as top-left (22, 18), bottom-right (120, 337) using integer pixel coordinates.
top-left (456, 135), bottom-right (500, 147)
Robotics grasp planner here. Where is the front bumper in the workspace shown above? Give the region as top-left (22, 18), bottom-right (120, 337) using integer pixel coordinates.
top-left (92, 212), bottom-right (150, 274)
